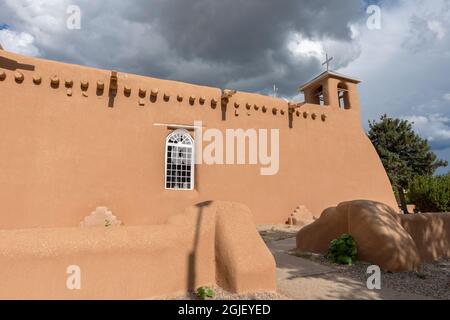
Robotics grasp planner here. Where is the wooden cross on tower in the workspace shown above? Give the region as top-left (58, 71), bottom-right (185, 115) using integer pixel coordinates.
top-left (322, 53), bottom-right (333, 72)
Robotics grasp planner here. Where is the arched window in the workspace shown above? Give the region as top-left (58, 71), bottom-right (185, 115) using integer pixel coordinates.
top-left (165, 129), bottom-right (195, 190)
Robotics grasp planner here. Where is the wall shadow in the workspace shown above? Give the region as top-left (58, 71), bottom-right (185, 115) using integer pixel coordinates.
top-left (0, 56), bottom-right (35, 71)
top-left (108, 73), bottom-right (118, 108)
top-left (221, 102), bottom-right (227, 121)
top-left (108, 92), bottom-right (116, 108)
top-left (96, 88), bottom-right (104, 97)
top-left (187, 201), bottom-right (213, 292)
top-left (288, 111), bottom-right (294, 129)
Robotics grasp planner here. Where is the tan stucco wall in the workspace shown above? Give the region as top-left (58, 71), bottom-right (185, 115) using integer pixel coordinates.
top-left (0, 201), bottom-right (276, 299)
top-left (399, 213), bottom-right (450, 262)
top-left (297, 201), bottom-right (450, 272)
top-left (0, 50), bottom-right (397, 229)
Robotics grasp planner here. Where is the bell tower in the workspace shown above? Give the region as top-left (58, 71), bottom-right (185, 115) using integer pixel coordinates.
top-left (299, 71), bottom-right (361, 110)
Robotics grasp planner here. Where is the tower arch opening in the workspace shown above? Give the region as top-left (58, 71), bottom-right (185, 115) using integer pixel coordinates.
top-left (338, 82), bottom-right (351, 110)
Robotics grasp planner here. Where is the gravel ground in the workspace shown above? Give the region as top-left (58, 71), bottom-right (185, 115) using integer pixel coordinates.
top-left (288, 249), bottom-right (450, 300)
top-left (259, 225), bottom-right (450, 300)
top-left (167, 225), bottom-right (449, 300)
top-left (257, 225), bottom-right (300, 243)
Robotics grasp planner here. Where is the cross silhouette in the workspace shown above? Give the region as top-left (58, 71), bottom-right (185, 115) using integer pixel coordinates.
top-left (322, 53), bottom-right (333, 72)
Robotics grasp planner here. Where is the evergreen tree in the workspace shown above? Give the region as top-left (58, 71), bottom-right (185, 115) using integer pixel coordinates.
top-left (368, 115), bottom-right (448, 213)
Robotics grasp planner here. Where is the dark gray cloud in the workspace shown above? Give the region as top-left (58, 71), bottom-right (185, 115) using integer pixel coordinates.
top-left (0, 0), bottom-right (363, 95)
top-left (1, 0), bottom-right (449, 171)
top-left (137, 0), bottom-right (360, 61)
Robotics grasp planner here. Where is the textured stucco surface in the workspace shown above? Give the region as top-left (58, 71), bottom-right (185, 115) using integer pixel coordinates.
top-left (0, 49), bottom-right (397, 229)
top-left (0, 201), bottom-right (276, 299)
top-left (399, 213), bottom-right (450, 262)
top-left (296, 201), bottom-right (450, 272)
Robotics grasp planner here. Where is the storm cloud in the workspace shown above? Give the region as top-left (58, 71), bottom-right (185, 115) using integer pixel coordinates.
top-left (0, 0), bottom-right (364, 95)
top-left (0, 0), bottom-right (449, 172)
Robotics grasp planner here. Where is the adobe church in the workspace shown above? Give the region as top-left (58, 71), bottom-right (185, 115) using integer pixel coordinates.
top-left (0, 46), bottom-right (397, 230)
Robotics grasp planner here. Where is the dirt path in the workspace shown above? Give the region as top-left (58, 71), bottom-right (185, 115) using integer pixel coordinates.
top-left (267, 238), bottom-right (434, 300)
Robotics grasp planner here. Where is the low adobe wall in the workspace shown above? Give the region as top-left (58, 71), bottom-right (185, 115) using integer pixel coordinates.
top-left (0, 201), bottom-right (276, 299)
top-left (399, 213), bottom-right (450, 262)
top-left (296, 201), bottom-right (450, 272)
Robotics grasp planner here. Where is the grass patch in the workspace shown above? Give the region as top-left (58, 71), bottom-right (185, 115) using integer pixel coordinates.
top-left (196, 286), bottom-right (215, 300)
top-left (290, 251), bottom-right (313, 259)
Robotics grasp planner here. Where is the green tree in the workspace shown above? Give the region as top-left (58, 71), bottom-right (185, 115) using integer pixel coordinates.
top-left (368, 115), bottom-right (448, 213)
top-left (409, 175), bottom-right (450, 213)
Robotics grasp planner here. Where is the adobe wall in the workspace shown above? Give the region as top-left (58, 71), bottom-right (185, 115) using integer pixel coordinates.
top-left (0, 50), bottom-right (397, 229)
top-left (0, 201), bottom-right (276, 299)
top-left (297, 201), bottom-right (450, 272)
top-left (399, 213), bottom-right (450, 262)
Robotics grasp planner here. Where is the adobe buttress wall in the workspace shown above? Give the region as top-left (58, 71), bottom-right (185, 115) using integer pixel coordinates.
top-left (0, 201), bottom-right (276, 299)
top-left (0, 50), bottom-right (397, 229)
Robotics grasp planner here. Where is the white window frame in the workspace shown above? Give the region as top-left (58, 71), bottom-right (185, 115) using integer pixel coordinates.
top-left (165, 129), bottom-right (195, 190)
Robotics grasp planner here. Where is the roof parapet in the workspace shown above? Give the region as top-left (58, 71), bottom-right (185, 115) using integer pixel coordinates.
top-left (299, 70), bottom-right (361, 92)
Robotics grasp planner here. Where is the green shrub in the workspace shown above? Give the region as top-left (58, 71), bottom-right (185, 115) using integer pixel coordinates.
top-left (196, 286), bottom-right (215, 300)
top-left (408, 175), bottom-right (450, 213)
top-left (326, 234), bottom-right (357, 265)
top-left (415, 272), bottom-right (427, 280)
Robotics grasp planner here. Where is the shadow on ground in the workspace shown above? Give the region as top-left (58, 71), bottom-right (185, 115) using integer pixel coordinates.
top-left (265, 237), bottom-right (433, 300)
